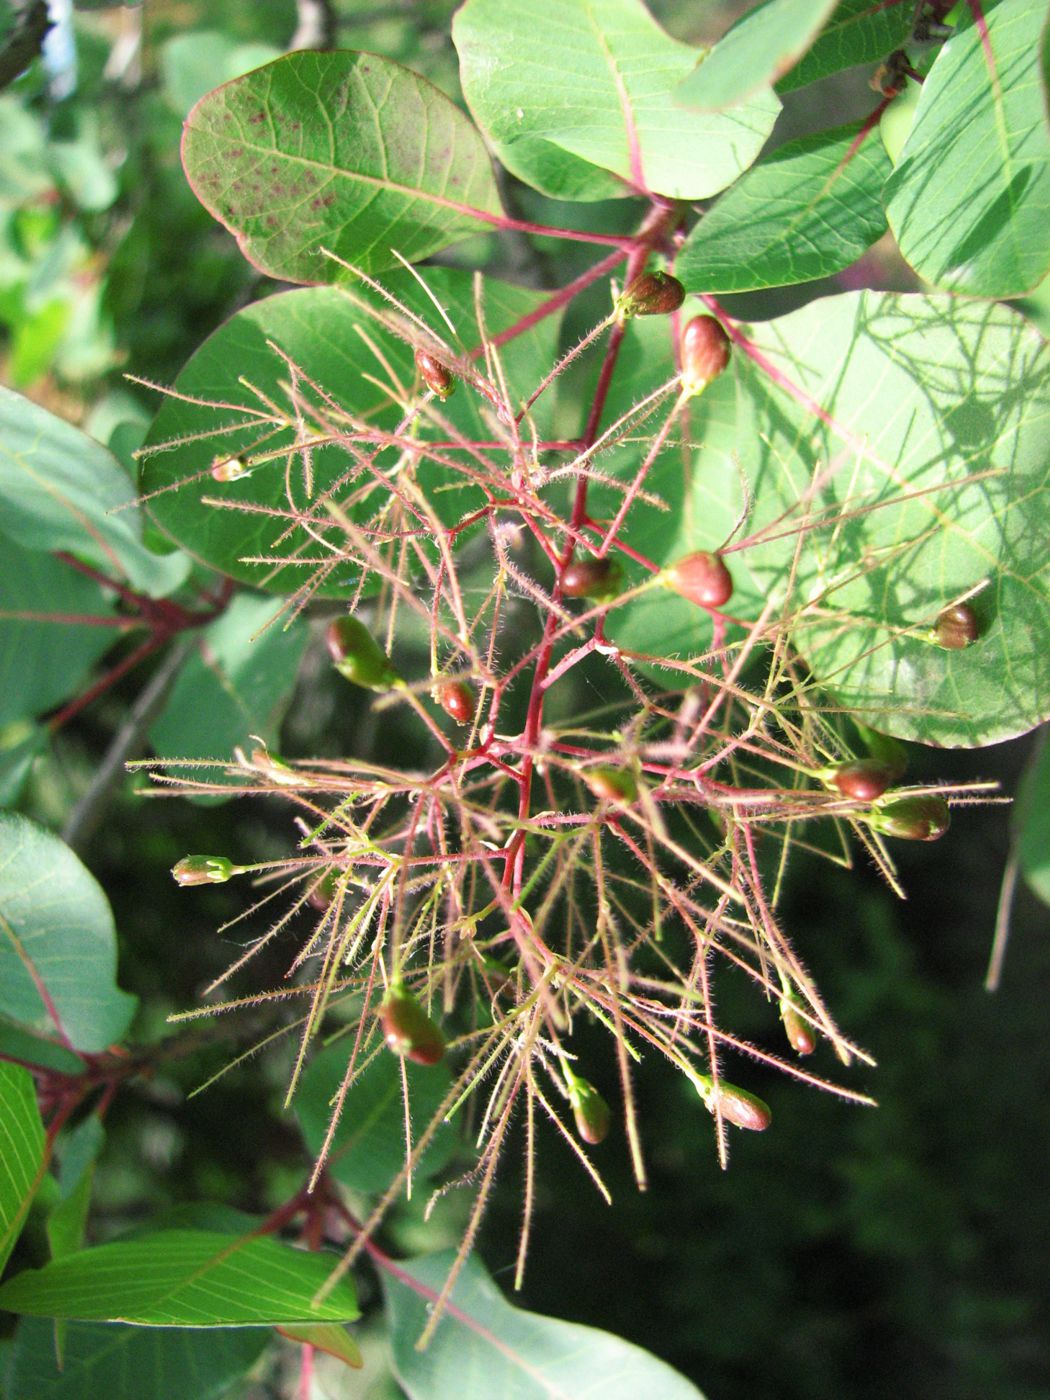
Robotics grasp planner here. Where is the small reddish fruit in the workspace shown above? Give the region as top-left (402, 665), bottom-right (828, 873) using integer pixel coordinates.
top-left (780, 999), bottom-right (817, 1056)
top-left (615, 270), bottom-right (685, 320)
top-left (826, 758), bottom-right (898, 803)
top-left (326, 616), bottom-right (401, 691)
top-left (707, 1081), bottom-right (772, 1132)
top-left (567, 1073), bottom-right (611, 1146)
top-left (172, 855), bottom-right (235, 886)
top-left (415, 348), bottom-right (456, 400)
top-left (379, 982), bottom-right (445, 1066)
top-left (561, 556), bottom-right (623, 602)
top-left (664, 550), bottom-right (733, 610)
top-left (933, 602), bottom-right (980, 650)
top-left (867, 794), bottom-right (950, 842)
top-left (680, 315), bottom-right (731, 396)
top-left (585, 766), bottom-right (637, 803)
top-left (435, 679), bottom-right (476, 725)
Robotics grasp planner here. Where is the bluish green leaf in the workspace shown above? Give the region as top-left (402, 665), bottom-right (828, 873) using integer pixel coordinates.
top-left (0, 1230), bottom-right (360, 1326)
top-left (885, 1), bottom-right (1050, 297)
top-left (1017, 730), bottom-right (1050, 905)
top-left (160, 31), bottom-right (282, 116)
top-left (295, 1039), bottom-right (458, 1195)
top-left (139, 268), bottom-right (562, 594)
top-left (0, 725), bottom-right (46, 808)
top-left (775, 0), bottom-right (913, 94)
top-left (46, 1118), bottom-right (105, 1261)
top-left (454, 0), bottom-right (780, 201)
top-left (0, 389), bottom-right (189, 598)
top-left (676, 0), bottom-right (838, 110)
top-left (6, 1317), bottom-right (266, 1400)
top-left (0, 1062), bottom-right (46, 1275)
top-left (0, 812), bottom-right (137, 1052)
top-left (384, 1251), bottom-right (706, 1399)
top-left (181, 51), bottom-right (502, 282)
top-left (677, 121), bottom-right (890, 292)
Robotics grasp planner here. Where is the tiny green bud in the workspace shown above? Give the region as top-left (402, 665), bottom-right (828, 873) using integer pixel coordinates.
top-left (932, 602), bottom-right (980, 650)
top-left (561, 556), bottom-right (624, 602)
top-left (867, 794), bottom-right (950, 842)
top-left (307, 869), bottom-right (339, 912)
top-left (326, 616), bottom-right (402, 691)
top-left (664, 550), bottom-right (734, 610)
top-left (585, 766), bottom-right (637, 803)
top-left (615, 270), bottom-right (685, 320)
top-left (567, 1072), bottom-right (612, 1145)
top-left (379, 981), bottom-right (445, 1066)
top-left (680, 315), bottom-right (731, 396)
top-left (780, 998), bottom-right (817, 1056)
top-left (172, 855), bottom-right (235, 887)
top-left (415, 348), bottom-right (457, 400)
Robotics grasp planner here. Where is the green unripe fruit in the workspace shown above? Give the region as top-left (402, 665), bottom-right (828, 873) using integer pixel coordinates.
top-left (854, 724), bottom-right (908, 781)
top-left (172, 855), bottom-right (235, 886)
top-left (415, 348), bottom-right (456, 400)
top-left (932, 602), bottom-right (980, 650)
top-left (567, 1073), bottom-right (611, 1145)
top-left (326, 616), bottom-right (401, 691)
top-left (664, 550), bottom-right (734, 610)
top-left (585, 766), bottom-right (637, 803)
top-left (561, 556), bottom-right (623, 602)
top-left (680, 315), bottom-right (731, 396)
top-left (867, 794), bottom-right (950, 842)
top-left (615, 270), bottom-right (685, 320)
top-left (779, 998), bottom-right (817, 1056)
top-left (379, 982), bottom-right (445, 1066)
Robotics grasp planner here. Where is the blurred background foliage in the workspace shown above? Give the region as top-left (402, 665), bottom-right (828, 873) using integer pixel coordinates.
top-left (0, 2), bottom-right (1048, 1397)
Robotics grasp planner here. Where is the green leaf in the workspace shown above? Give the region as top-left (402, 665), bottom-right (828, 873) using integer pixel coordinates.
top-left (295, 1039), bottom-right (458, 1195)
top-left (160, 31), bottom-right (282, 116)
top-left (46, 1118), bottom-right (105, 1261)
top-left (139, 267), bottom-right (562, 594)
top-left (0, 1023), bottom-right (84, 1076)
top-left (676, 0), bottom-right (838, 110)
top-left (384, 1251), bottom-right (706, 1398)
top-left (677, 121), bottom-right (891, 293)
top-left (884, 1), bottom-right (1050, 297)
top-left (147, 595), bottom-right (308, 778)
top-left (0, 389), bottom-right (189, 599)
top-left (7, 1317), bottom-right (267, 1400)
top-left (0, 1230), bottom-right (360, 1326)
top-left (0, 812), bottom-right (137, 1053)
top-left (604, 293), bottom-right (1050, 747)
top-left (181, 50), bottom-right (502, 282)
top-left (0, 541), bottom-right (117, 727)
top-left (454, 0), bottom-right (780, 201)
top-left (775, 0), bottom-right (913, 94)
top-left (0, 1062), bottom-right (46, 1275)
top-left (0, 725), bottom-right (46, 809)
top-left (275, 1322), bottom-right (362, 1368)
top-left (1017, 731), bottom-right (1050, 905)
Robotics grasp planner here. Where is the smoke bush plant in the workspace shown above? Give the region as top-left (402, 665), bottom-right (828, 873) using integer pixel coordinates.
top-left (1, 0), bottom-right (1048, 1393)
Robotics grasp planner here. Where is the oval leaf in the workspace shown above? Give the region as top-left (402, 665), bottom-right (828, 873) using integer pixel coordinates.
top-left (139, 268), bottom-right (563, 594)
top-left (884, 1), bottom-right (1050, 297)
top-left (677, 0), bottom-right (838, 109)
top-left (677, 120), bottom-right (891, 293)
top-left (181, 50), bottom-right (503, 282)
top-left (775, 0), bottom-right (913, 94)
top-left (0, 1062), bottom-right (46, 1275)
top-left (0, 389), bottom-right (189, 599)
top-left (0, 1230), bottom-right (360, 1326)
top-left (384, 1251), bottom-right (706, 1399)
top-left (454, 0), bottom-right (780, 201)
top-left (0, 812), bottom-right (137, 1052)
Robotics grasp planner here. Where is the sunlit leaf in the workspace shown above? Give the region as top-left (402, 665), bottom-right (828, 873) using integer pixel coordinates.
top-left (676, 0), bottom-right (838, 109)
top-left (775, 0), bottom-right (913, 94)
top-left (454, 0), bottom-right (779, 201)
top-left (275, 1322), bottom-right (362, 1368)
top-left (0, 1062), bottom-right (46, 1275)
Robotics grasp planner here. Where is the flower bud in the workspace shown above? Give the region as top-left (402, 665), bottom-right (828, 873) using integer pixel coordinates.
top-left (326, 616), bottom-right (401, 691)
top-left (664, 550), bottom-right (733, 610)
top-left (210, 455), bottom-right (250, 483)
top-left (932, 602), bottom-right (979, 650)
top-left (615, 270), bottom-right (685, 320)
top-left (704, 1079), bottom-right (772, 1132)
top-left (379, 982), bottom-right (445, 1066)
top-left (867, 794), bottom-right (950, 841)
top-left (824, 758), bottom-right (898, 803)
top-left (435, 680), bottom-right (476, 725)
top-left (567, 1073), bottom-right (611, 1145)
top-left (172, 855), bottom-right (235, 886)
top-left (680, 315), bottom-right (731, 396)
top-left (415, 348), bottom-right (456, 400)
top-left (780, 999), bottom-right (817, 1056)
top-left (585, 766), bottom-right (637, 803)
top-left (561, 556), bottom-right (623, 602)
